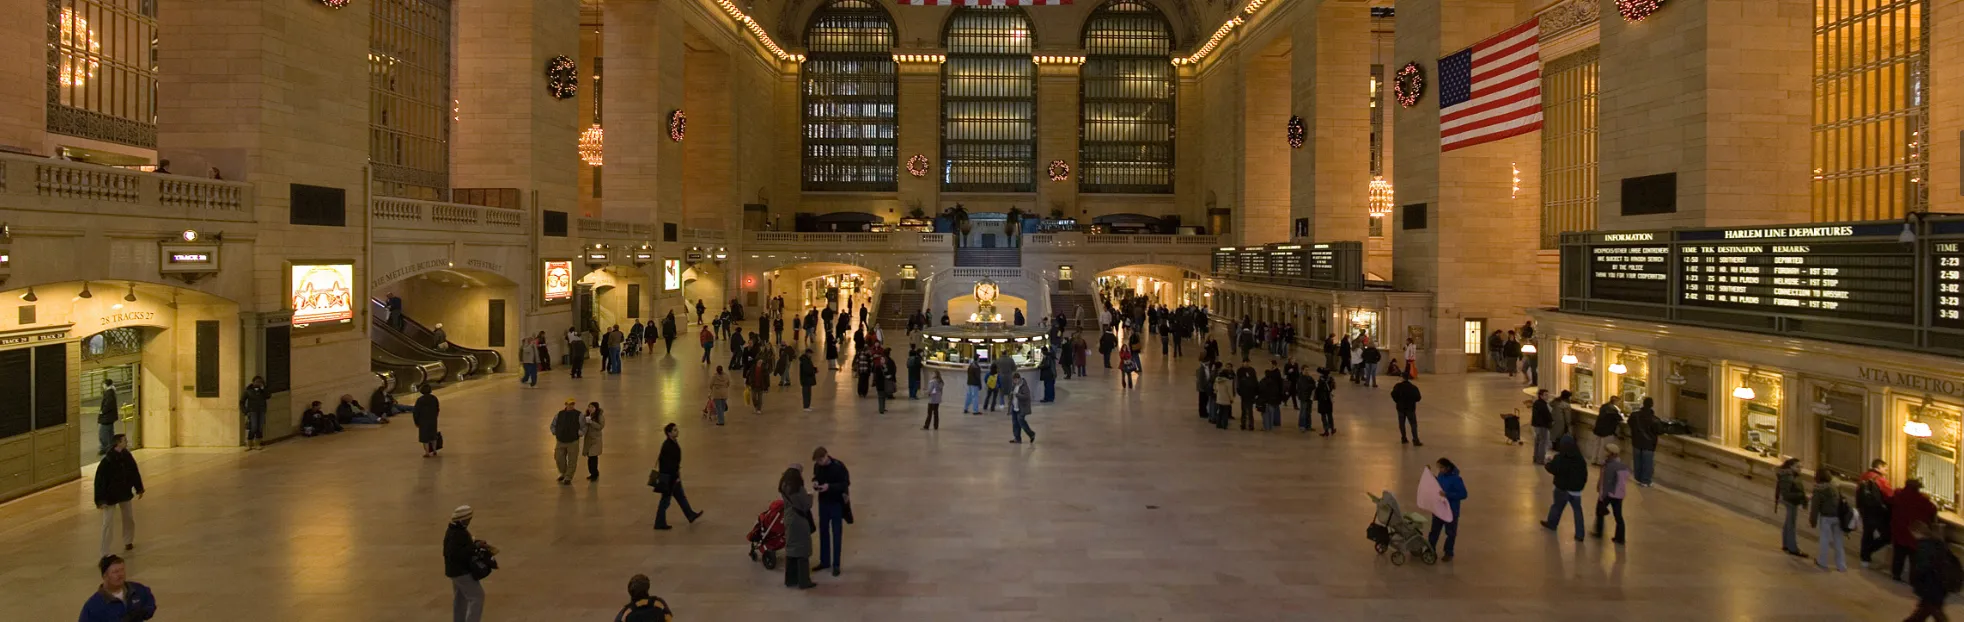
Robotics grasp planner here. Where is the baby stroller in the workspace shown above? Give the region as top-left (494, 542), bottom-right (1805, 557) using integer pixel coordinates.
top-left (747, 499), bottom-right (787, 570)
top-left (1365, 491), bottom-right (1438, 565)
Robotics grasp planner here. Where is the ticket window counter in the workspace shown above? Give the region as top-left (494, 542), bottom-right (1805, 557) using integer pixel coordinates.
top-left (1814, 388), bottom-right (1867, 480)
top-left (1608, 350), bottom-right (1650, 405)
top-left (1670, 360), bottom-right (1715, 440)
top-left (1346, 310), bottom-right (1381, 346)
top-left (1734, 371), bottom-right (1785, 458)
top-left (1905, 401), bottom-right (1962, 512)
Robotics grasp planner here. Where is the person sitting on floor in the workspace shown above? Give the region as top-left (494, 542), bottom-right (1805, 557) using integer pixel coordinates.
top-left (337, 394), bottom-right (385, 425)
top-left (369, 382), bottom-right (413, 422)
top-left (300, 401), bottom-right (341, 436)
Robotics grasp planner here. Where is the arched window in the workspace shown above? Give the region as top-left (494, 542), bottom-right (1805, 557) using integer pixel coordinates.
top-left (803, 0), bottom-right (899, 192)
top-left (1080, 0), bottom-right (1174, 194)
top-left (942, 7), bottom-right (1035, 193)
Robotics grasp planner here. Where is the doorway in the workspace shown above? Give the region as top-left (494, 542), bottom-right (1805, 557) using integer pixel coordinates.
top-left (79, 327), bottom-right (147, 465)
top-left (1462, 319), bottom-right (1486, 372)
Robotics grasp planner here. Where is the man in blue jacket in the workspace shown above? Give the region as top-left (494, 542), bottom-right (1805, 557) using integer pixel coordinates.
top-left (1427, 458), bottom-right (1468, 562)
top-left (79, 555), bottom-right (156, 622)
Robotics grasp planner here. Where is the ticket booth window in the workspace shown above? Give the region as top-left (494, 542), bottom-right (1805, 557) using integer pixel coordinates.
top-left (1614, 350), bottom-right (1649, 405)
top-left (1907, 403), bottom-right (1961, 511)
top-left (1568, 342), bottom-right (1597, 408)
top-left (1737, 372), bottom-right (1784, 456)
top-left (1815, 389), bottom-right (1865, 479)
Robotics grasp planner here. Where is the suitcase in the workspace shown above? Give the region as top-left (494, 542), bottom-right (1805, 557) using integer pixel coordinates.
top-left (1501, 411), bottom-right (1523, 444)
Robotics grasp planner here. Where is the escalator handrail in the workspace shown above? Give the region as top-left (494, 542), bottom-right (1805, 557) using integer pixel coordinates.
top-left (371, 315), bottom-right (476, 377)
top-left (371, 298), bottom-right (503, 372)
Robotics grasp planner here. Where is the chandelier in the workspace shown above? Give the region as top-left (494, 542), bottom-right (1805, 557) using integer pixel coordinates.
top-left (1368, 176), bottom-right (1394, 216)
top-left (578, 124), bottom-right (604, 166)
top-left (59, 8), bottom-right (100, 87)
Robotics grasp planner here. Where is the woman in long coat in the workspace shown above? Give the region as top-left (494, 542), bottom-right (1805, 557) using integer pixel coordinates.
top-left (779, 467), bottom-right (817, 589)
top-left (413, 384), bottom-right (440, 457)
top-left (581, 402), bottom-right (605, 481)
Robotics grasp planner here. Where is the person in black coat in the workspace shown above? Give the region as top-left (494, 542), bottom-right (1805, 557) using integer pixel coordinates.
top-left (240, 376), bottom-right (270, 450)
top-left (95, 434), bottom-right (143, 555)
top-left (907, 346), bottom-right (925, 399)
top-left (1541, 436), bottom-right (1589, 541)
top-left (443, 505), bottom-right (491, 621)
top-left (1293, 369), bottom-right (1317, 432)
top-left (1390, 375), bottom-right (1423, 446)
top-left (1314, 369), bottom-right (1336, 435)
top-left (799, 350), bottom-right (820, 411)
top-left (660, 312), bottom-right (678, 355)
top-left (414, 383), bottom-right (441, 457)
top-left (1235, 366), bottom-right (1260, 431)
top-left (1626, 397), bottom-right (1663, 486)
top-left (614, 574), bottom-right (674, 622)
top-left (1529, 389), bottom-right (1554, 465)
top-left (1258, 368), bottom-right (1286, 431)
top-left (811, 447), bottom-right (851, 576)
top-left (654, 423), bottom-right (703, 529)
top-left (1038, 350), bottom-right (1057, 402)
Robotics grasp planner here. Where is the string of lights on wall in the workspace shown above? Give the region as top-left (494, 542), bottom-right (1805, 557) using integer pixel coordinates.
top-left (1032, 55), bottom-right (1085, 65)
top-left (1615, 0), bottom-right (1665, 22)
top-left (906, 154), bottom-right (931, 177)
top-left (1173, 0), bottom-right (1272, 66)
top-left (892, 53), bottom-right (947, 64)
top-left (713, 0), bottom-right (806, 63)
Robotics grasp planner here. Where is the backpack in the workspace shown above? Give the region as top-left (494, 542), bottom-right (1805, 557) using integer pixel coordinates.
top-left (1856, 478), bottom-right (1887, 513)
top-left (1835, 494), bottom-right (1855, 534)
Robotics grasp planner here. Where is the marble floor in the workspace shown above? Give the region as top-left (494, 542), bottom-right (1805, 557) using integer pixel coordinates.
top-left (0, 330), bottom-right (1928, 621)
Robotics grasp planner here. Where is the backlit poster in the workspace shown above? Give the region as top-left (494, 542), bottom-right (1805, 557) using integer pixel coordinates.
top-left (291, 264), bottom-right (355, 327)
top-left (544, 261), bottom-right (573, 301)
top-left (663, 259), bottom-right (681, 291)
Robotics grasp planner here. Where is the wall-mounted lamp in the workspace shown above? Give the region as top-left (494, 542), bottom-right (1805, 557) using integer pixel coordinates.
top-left (1560, 353), bottom-right (1578, 365)
top-left (1608, 362), bottom-right (1628, 375)
top-left (1521, 343), bottom-right (1537, 354)
top-left (124, 283), bottom-right (137, 302)
top-left (1732, 385), bottom-right (1757, 400)
top-left (77, 282), bottom-right (93, 299)
top-left (1905, 421), bottom-right (1934, 438)
top-left (19, 286), bottom-right (36, 302)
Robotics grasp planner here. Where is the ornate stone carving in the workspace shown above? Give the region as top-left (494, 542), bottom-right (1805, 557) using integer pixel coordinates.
top-left (1538, 0), bottom-right (1600, 40)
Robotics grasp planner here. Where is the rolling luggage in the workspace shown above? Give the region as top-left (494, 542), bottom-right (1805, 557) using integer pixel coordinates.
top-left (1500, 410), bottom-right (1523, 444)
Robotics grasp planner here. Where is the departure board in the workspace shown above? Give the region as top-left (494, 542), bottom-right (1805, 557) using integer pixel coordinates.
top-left (1676, 234), bottom-right (1914, 324)
top-left (1210, 242), bottom-right (1366, 290)
top-left (1586, 235), bottom-right (1671, 304)
top-left (1935, 242), bottom-right (1964, 329)
top-left (1270, 249), bottom-right (1305, 279)
top-left (1308, 247), bottom-right (1338, 283)
top-left (1238, 251), bottom-right (1268, 276)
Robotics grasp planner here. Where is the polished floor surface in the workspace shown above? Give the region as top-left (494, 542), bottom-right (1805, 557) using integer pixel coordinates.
top-left (0, 328), bottom-right (1928, 621)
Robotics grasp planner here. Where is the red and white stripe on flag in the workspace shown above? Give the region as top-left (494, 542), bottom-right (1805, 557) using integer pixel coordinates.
top-left (1437, 17), bottom-right (1541, 153)
top-left (898, 0), bottom-right (1069, 5)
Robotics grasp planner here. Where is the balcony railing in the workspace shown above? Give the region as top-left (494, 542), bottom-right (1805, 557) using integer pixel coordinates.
top-left (372, 197), bottom-right (527, 234)
top-left (0, 152), bottom-right (253, 220)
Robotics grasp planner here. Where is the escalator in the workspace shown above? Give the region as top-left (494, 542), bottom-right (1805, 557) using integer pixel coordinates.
top-left (369, 299), bottom-right (504, 373)
top-left (368, 300), bottom-right (492, 385)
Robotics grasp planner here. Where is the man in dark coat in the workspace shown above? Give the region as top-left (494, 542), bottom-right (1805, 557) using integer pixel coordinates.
top-left (97, 378), bottom-right (118, 455)
top-left (799, 349), bottom-right (819, 411)
top-left (95, 434), bottom-right (143, 556)
top-left (1038, 349), bottom-right (1057, 403)
top-left (1529, 389), bottom-right (1555, 465)
top-left (1293, 368), bottom-right (1317, 432)
top-left (1391, 375), bottom-right (1423, 446)
top-left (907, 346), bottom-right (925, 399)
top-left (654, 423), bottom-right (703, 529)
top-left (1235, 366), bottom-right (1260, 431)
top-left (1099, 329), bottom-right (1118, 368)
top-left (812, 447), bottom-right (851, 576)
top-left (1314, 369), bottom-right (1336, 435)
top-left (443, 505), bottom-right (489, 621)
top-left (1258, 367), bottom-right (1286, 431)
top-left (240, 376), bottom-right (270, 450)
top-left (660, 312), bottom-right (678, 355)
top-left (614, 574), bottom-right (674, 622)
top-left (414, 383), bottom-right (441, 457)
top-left (1626, 396), bottom-right (1663, 486)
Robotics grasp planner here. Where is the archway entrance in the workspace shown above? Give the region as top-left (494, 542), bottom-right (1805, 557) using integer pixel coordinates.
top-left (0, 281), bottom-right (242, 499)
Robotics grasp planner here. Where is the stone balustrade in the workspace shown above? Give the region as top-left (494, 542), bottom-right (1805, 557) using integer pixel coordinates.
top-left (371, 197), bottom-right (527, 234)
top-left (0, 152), bottom-right (254, 221)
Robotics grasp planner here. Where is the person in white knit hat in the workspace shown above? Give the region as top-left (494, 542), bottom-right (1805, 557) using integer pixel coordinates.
top-left (443, 505), bottom-right (495, 621)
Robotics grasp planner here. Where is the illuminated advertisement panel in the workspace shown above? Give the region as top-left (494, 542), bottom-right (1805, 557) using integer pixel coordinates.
top-left (291, 264), bottom-right (355, 327)
top-left (544, 260), bottom-right (574, 301)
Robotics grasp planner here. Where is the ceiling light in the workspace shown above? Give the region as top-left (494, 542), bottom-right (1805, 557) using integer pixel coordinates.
top-left (124, 283), bottom-right (137, 302)
top-left (77, 283), bottom-right (93, 299)
top-left (20, 287), bottom-right (36, 302)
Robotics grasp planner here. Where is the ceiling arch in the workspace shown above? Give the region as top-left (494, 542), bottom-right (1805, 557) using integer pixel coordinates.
top-left (774, 0), bottom-right (1200, 52)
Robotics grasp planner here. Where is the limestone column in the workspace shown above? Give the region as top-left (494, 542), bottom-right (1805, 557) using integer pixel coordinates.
top-left (1924, 1), bottom-right (1963, 215)
top-left (1597, 0), bottom-right (1811, 228)
top-left (600, 0), bottom-right (669, 225)
top-left (1036, 60), bottom-right (1080, 220)
top-left (1290, 0), bottom-right (1371, 243)
top-left (684, 47), bottom-right (734, 230)
top-left (0, 0), bottom-right (43, 151)
top-left (456, 0), bottom-right (580, 340)
top-left (896, 59), bottom-right (940, 219)
top-left (1240, 44), bottom-right (1290, 246)
top-left (157, 0), bottom-right (371, 425)
top-left (1391, 0), bottom-right (1544, 375)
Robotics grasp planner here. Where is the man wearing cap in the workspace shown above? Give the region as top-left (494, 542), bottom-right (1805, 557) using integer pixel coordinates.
top-left (550, 400), bottom-right (584, 485)
top-left (78, 554), bottom-right (156, 622)
top-left (443, 505), bottom-right (492, 622)
top-left (613, 574), bottom-right (673, 621)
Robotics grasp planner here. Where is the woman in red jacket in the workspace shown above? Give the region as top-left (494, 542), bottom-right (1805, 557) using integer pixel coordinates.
top-left (1889, 479), bottom-right (1939, 582)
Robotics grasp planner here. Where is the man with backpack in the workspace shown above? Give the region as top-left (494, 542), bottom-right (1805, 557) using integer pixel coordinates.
top-left (1907, 521), bottom-right (1960, 622)
top-left (1857, 459), bottom-right (1895, 569)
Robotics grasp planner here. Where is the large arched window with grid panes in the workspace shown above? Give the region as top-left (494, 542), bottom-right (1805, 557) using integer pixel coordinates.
top-left (803, 0), bottom-right (899, 192)
top-left (1080, 0), bottom-right (1174, 194)
top-left (370, 0), bottom-right (453, 200)
top-left (942, 7), bottom-right (1035, 193)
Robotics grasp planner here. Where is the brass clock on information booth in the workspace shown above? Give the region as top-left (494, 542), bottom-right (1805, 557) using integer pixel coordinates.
top-left (974, 279), bottom-right (999, 303)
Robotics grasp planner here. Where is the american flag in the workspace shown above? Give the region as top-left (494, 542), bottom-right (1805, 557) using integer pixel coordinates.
top-left (1438, 18), bottom-right (1542, 152)
top-left (899, 0), bottom-right (1067, 4)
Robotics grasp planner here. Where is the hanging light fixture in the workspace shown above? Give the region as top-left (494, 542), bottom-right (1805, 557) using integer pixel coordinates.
top-left (1905, 421), bottom-right (1934, 438)
top-left (579, 124), bottom-right (604, 166)
top-left (1560, 353), bottom-right (1578, 365)
top-left (1368, 176), bottom-right (1395, 216)
top-left (19, 286), bottom-right (36, 302)
top-left (124, 282), bottom-right (138, 302)
top-left (1521, 343), bottom-right (1537, 354)
top-left (1732, 385), bottom-right (1756, 400)
top-left (1608, 361), bottom-right (1628, 375)
top-left (77, 282), bottom-right (93, 299)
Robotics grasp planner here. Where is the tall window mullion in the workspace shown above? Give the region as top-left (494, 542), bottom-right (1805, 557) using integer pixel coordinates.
top-left (370, 0), bottom-right (452, 200)
top-left (1080, 0), bottom-right (1174, 194)
top-left (942, 7), bottom-right (1035, 193)
top-left (1812, 0), bottom-right (1928, 221)
top-left (803, 0), bottom-right (898, 192)
top-left (1539, 47), bottom-right (1598, 249)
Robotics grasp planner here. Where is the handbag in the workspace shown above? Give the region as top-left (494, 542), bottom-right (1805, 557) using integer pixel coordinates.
top-left (650, 472), bottom-right (676, 494)
top-left (433, 432), bottom-right (444, 451)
